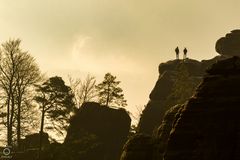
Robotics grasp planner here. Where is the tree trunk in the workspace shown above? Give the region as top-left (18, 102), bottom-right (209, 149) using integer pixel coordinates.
top-left (16, 86), bottom-right (24, 150)
top-left (39, 106), bottom-right (45, 159)
top-left (17, 98), bottom-right (21, 150)
top-left (9, 94), bottom-right (15, 146)
top-left (7, 81), bottom-right (13, 146)
top-left (7, 97), bottom-right (11, 146)
top-left (106, 84), bottom-right (110, 107)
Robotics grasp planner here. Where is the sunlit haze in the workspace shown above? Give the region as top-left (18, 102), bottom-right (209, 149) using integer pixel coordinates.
top-left (0, 0), bottom-right (239, 121)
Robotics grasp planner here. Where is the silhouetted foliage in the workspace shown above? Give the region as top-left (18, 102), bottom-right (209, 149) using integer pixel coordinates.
top-left (129, 105), bottom-right (145, 134)
top-left (68, 74), bottom-right (97, 108)
top-left (96, 73), bottom-right (127, 107)
top-left (34, 76), bottom-right (74, 156)
top-left (0, 39), bottom-right (41, 147)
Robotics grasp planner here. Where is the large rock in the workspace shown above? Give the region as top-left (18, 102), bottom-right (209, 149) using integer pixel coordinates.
top-left (154, 104), bottom-right (184, 160)
top-left (120, 134), bottom-right (154, 160)
top-left (138, 57), bottom-right (225, 135)
top-left (216, 29), bottom-right (240, 56)
top-left (164, 56), bottom-right (240, 160)
top-left (121, 104), bottom-right (184, 160)
top-left (13, 133), bottom-right (50, 160)
top-left (121, 56), bottom-right (240, 160)
top-left (22, 133), bottom-right (50, 150)
top-left (64, 102), bottom-right (131, 160)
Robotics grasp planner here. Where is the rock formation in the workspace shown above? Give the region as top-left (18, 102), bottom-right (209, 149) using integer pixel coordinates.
top-left (121, 104), bottom-right (183, 160)
top-left (22, 132), bottom-right (50, 150)
top-left (64, 102), bottom-right (131, 160)
top-left (13, 133), bottom-right (50, 160)
top-left (15, 102), bottom-right (131, 160)
top-left (120, 134), bottom-right (154, 160)
top-left (216, 30), bottom-right (240, 56)
top-left (164, 56), bottom-right (240, 160)
top-left (154, 104), bottom-right (184, 160)
top-left (122, 56), bottom-right (240, 160)
top-left (138, 56), bottom-right (225, 135)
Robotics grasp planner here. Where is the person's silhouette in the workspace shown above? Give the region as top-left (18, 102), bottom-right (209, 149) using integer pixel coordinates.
top-left (183, 48), bottom-right (187, 59)
top-left (175, 47), bottom-right (179, 59)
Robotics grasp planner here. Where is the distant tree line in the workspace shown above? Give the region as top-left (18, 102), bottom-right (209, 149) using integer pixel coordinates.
top-left (0, 39), bottom-right (127, 154)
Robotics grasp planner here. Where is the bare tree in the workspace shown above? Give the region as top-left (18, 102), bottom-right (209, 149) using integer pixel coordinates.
top-left (131, 105), bottom-right (145, 124)
top-left (0, 39), bottom-right (23, 146)
top-left (18, 91), bottom-right (40, 136)
top-left (15, 52), bottom-right (41, 148)
top-left (129, 105), bottom-right (145, 134)
top-left (0, 39), bottom-right (41, 147)
top-left (68, 74), bottom-right (97, 108)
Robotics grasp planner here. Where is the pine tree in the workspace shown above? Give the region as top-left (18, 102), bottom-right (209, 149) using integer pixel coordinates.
top-left (34, 76), bottom-right (74, 157)
top-left (96, 73), bottom-right (127, 107)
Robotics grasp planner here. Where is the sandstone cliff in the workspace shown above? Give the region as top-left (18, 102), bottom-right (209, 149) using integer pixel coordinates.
top-left (164, 56), bottom-right (240, 160)
top-left (122, 56), bottom-right (240, 160)
top-left (121, 29), bottom-right (240, 160)
top-left (121, 104), bottom-right (183, 160)
top-left (138, 56), bottom-right (225, 135)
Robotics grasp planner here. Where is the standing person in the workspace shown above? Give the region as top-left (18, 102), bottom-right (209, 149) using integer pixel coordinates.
top-left (183, 48), bottom-right (187, 59)
top-left (175, 47), bottom-right (180, 59)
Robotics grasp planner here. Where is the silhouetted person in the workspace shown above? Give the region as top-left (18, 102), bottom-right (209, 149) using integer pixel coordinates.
top-left (175, 47), bottom-right (179, 59)
top-left (183, 48), bottom-right (187, 59)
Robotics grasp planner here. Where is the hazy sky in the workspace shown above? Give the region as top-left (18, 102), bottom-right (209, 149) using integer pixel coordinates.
top-left (0, 0), bottom-right (240, 121)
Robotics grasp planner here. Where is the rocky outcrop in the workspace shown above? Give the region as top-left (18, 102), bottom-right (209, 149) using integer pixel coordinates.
top-left (122, 56), bottom-right (240, 160)
top-left (64, 102), bottom-right (131, 160)
top-left (216, 30), bottom-right (240, 56)
top-left (164, 56), bottom-right (240, 160)
top-left (13, 133), bottom-right (50, 160)
top-left (22, 133), bottom-right (50, 150)
top-left (120, 134), bottom-right (154, 160)
top-left (121, 104), bottom-right (184, 160)
top-left (154, 104), bottom-right (184, 160)
top-left (15, 102), bottom-right (131, 160)
top-left (121, 57), bottom-right (240, 160)
top-left (138, 57), bottom-right (225, 135)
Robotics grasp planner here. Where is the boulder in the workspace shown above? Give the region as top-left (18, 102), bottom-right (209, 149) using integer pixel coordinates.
top-left (154, 104), bottom-right (184, 160)
top-left (120, 104), bottom-right (183, 160)
top-left (64, 102), bottom-right (131, 160)
top-left (120, 134), bottom-right (154, 160)
top-left (22, 132), bottom-right (49, 150)
top-left (216, 29), bottom-right (240, 56)
top-left (138, 57), bottom-right (224, 135)
top-left (164, 56), bottom-right (240, 160)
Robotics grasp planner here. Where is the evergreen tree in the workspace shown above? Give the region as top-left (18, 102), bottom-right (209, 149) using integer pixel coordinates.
top-left (34, 76), bottom-right (74, 157)
top-left (96, 73), bottom-right (127, 107)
